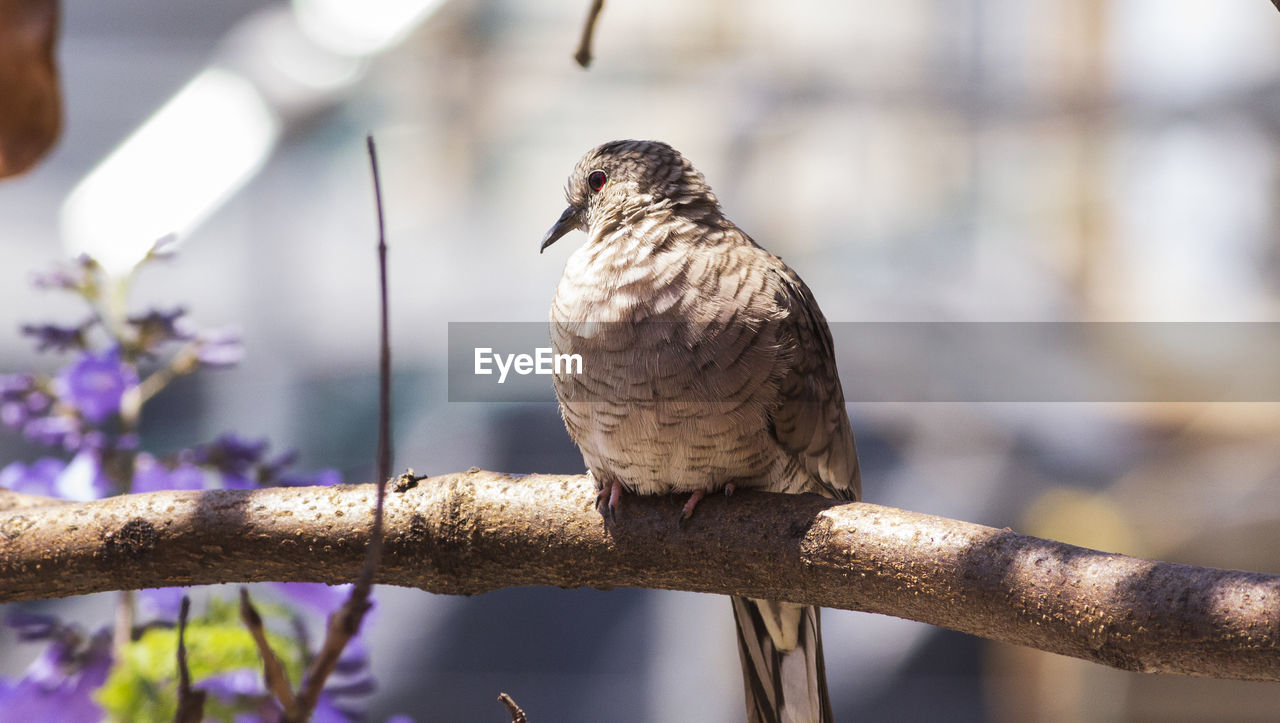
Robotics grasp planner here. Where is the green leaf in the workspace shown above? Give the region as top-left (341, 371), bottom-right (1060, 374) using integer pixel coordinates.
top-left (96, 611), bottom-right (302, 722)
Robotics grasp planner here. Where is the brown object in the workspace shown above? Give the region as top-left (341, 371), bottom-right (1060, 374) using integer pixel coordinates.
top-left (173, 596), bottom-right (208, 723)
top-left (2, 474), bottom-right (1280, 682)
top-left (498, 692), bottom-right (528, 723)
top-left (574, 0), bottom-right (605, 68)
top-left (0, 0), bottom-right (61, 178)
top-left (543, 140), bottom-right (861, 721)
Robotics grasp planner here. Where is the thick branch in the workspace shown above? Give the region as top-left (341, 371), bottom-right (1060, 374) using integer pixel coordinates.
top-left (1, 471), bottom-right (1278, 680)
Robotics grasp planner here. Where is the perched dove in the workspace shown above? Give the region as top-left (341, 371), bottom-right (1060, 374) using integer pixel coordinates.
top-left (542, 139), bottom-right (860, 723)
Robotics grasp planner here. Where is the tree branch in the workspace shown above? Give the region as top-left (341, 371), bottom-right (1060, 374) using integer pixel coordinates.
top-left (239, 588), bottom-right (297, 710)
top-left (173, 595), bottom-right (207, 723)
top-left (2, 470), bottom-right (1278, 681)
top-left (573, 0), bottom-right (605, 68)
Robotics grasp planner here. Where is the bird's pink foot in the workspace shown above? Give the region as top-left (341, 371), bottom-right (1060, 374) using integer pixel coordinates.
top-left (680, 489), bottom-right (707, 522)
top-left (595, 478), bottom-right (625, 521)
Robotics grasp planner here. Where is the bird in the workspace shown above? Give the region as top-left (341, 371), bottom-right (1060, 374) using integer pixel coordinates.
top-left (541, 139), bottom-right (860, 723)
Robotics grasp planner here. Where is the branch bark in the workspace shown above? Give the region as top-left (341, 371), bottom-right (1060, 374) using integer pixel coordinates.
top-left (2, 470), bottom-right (1278, 681)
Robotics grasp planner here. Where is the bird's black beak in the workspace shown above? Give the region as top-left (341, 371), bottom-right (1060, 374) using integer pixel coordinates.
top-left (540, 206), bottom-right (581, 253)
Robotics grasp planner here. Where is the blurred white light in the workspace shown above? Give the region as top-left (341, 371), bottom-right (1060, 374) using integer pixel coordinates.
top-left (265, 20), bottom-right (364, 95)
top-left (61, 69), bottom-right (281, 276)
top-left (293, 0), bottom-right (441, 57)
top-left (1112, 0), bottom-right (1280, 100)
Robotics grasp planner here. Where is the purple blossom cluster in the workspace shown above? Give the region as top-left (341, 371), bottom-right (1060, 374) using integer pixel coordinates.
top-left (0, 613), bottom-right (113, 721)
top-left (0, 247), bottom-right (377, 721)
top-left (1, 349), bottom-right (135, 455)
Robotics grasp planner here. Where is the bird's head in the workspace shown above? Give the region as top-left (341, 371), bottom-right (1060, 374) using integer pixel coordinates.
top-left (540, 140), bottom-right (720, 252)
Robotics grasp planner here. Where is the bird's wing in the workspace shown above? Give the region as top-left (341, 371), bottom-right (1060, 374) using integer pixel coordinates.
top-left (763, 256), bottom-right (861, 502)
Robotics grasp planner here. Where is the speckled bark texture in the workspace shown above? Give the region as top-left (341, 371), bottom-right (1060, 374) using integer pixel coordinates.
top-left (2, 471), bottom-right (1278, 680)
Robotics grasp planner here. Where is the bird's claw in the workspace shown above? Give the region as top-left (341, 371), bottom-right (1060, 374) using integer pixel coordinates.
top-left (677, 489), bottom-right (707, 527)
top-left (595, 479), bottom-right (623, 522)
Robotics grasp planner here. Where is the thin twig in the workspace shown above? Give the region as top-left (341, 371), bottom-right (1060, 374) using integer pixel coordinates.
top-left (112, 589), bottom-right (134, 653)
top-left (290, 613), bottom-right (315, 672)
top-left (239, 587), bottom-right (297, 711)
top-left (498, 692), bottom-right (528, 723)
top-left (289, 133), bottom-right (394, 720)
top-left (574, 0), bottom-right (605, 68)
top-left (371, 131), bottom-right (393, 514)
top-left (173, 596), bottom-right (207, 723)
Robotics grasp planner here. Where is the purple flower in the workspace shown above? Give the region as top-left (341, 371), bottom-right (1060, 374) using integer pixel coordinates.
top-left (195, 327), bottom-right (245, 368)
top-left (313, 692), bottom-right (362, 722)
top-left (324, 670), bottom-right (374, 698)
top-left (1, 375), bottom-right (39, 428)
top-left (1, 402), bottom-right (27, 428)
top-left (195, 434), bottom-right (266, 473)
top-left (191, 434), bottom-right (269, 488)
top-left (127, 307), bottom-right (191, 352)
top-left (4, 612), bottom-right (60, 641)
top-left (21, 415), bottom-right (80, 448)
top-left (202, 668), bottom-right (266, 701)
top-left (30, 267), bottom-right (79, 290)
top-left (333, 639), bottom-right (372, 679)
top-left (272, 583), bottom-right (354, 614)
top-left (3, 452), bottom-right (110, 501)
top-left (25, 391), bottom-right (50, 413)
top-left (0, 458), bottom-right (67, 495)
top-left (130, 456), bottom-right (169, 493)
top-left (0, 373), bottom-right (34, 399)
top-left (0, 619), bottom-right (112, 722)
top-left (204, 668), bottom-right (363, 722)
top-left (21, 323), bottom-right (88, 353)
top-left (56, 348), bottom-right (137, 424)
top-left (168, 463), bottom-right (206, 490)
top-left (220, 472), bottom-right (257, 490)
top-left (314, 638), bottom-right (375, 720)
top-left (137, 587), bottom-right (186, 619)
top-left (132, 453), bottom-right (207, 493)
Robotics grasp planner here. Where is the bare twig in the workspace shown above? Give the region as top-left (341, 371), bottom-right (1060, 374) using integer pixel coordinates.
top-left (112, 589), bottom-right (134, 652)
top-left (370, 133), bottom-right (393, 496)
top-left (239, 587), bottom-right (297, 711)
top-left (4, 473), bottom-right (1280, 682)
top-left (573, 0), bottom-right (605, 68)
top-left (288, 133), bottom-right (395, 721)
top-left (498, 692), bottom-right (528, 723)
top-left (173, 596), bottom-right (207, 723)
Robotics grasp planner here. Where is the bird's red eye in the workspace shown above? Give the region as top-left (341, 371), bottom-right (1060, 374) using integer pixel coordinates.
top-left (587, 170), bottom-right (607, 192)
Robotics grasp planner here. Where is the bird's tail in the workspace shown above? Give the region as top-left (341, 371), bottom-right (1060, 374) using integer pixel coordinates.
top-left (731, 595), bottom-right (833, 723)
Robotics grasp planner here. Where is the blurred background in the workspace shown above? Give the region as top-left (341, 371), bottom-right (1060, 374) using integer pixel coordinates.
top-left (4, 0), bottom-right (1280, 720)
